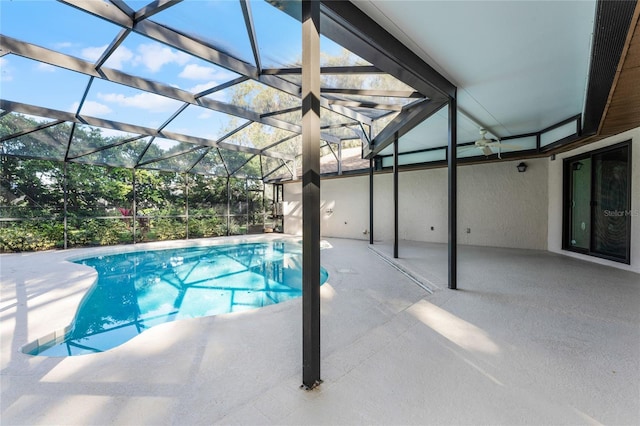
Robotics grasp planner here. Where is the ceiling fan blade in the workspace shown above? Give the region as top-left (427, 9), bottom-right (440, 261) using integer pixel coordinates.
top-left (496, 144), bottom-right (524, 151)
top-left (480, 146), bottom-right (493, 156)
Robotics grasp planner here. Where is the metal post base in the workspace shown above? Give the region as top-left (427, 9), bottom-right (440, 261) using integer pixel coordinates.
top-left (300, 379), bottom-right (323, 391)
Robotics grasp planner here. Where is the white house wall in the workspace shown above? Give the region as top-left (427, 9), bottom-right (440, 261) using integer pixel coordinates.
top-left (283, 157), bottom-right (549, 250)
top-left (284, 127), bottom-right (639, 272)
top-left (548, 126), bottom-right (640, 273)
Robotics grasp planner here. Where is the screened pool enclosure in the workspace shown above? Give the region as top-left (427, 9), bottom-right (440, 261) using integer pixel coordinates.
top-left (0, 0), bottom-right (429, 251)
top-left (4, 0), bottom-right (636, 393)
top-left (1, 0), bottom-right (463, 390)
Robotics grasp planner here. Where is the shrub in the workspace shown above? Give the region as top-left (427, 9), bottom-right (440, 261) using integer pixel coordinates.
top-left (189, 215), bottom-right (225, 238)
top-left (0, 221), bottom-right (62, 252)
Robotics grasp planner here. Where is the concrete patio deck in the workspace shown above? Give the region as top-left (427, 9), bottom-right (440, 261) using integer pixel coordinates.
top-left (1, 236), bottom-right (639, 425)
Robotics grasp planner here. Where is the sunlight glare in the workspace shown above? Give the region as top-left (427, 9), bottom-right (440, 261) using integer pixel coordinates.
top-left (320, 283), bottom-right (335, 301)
top-left (408, 300), bottom-right (500, 354)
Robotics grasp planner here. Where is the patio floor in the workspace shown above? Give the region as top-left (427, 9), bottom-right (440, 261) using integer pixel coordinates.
top-left (1, 236), bottom-right (639, 425)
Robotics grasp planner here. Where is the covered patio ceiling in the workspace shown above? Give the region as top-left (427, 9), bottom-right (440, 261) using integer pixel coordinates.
top-left (356, 0), bottom-right (638, 166)
top-left (1, 1), bottom-right (637, 178)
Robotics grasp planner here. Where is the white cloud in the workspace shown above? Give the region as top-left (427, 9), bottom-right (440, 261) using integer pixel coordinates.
top-left (179, 64), bottom-right (220, 81)
top-left (134, 43), bottom-right (190, 73)
top-left (98, 127), bottom-right (132, 138)
top-left (102, 46), bottom-right (134, 69)
top-left (71, 100), bottom-right (113, 116)
top-left (81, 45), bottom-right (134, 69)
top-left (188, 81), bottom-right (218, 94)
top-left (154, 138), bottom-right (180, 151)
top-left (54, 42), bottom-right (74, 50)
top-left (81, 45), bottom-right (107, 62)
top-left (208, 92), bottom-right (228, 103)
top-left (97, 91), bottom-right (180, 113)
top-left (0, 58), bottom-right (13, 82)
top-left (36, 63), bottom-right (56, 72)
top-left (197, 111), bottom-right (212, 119)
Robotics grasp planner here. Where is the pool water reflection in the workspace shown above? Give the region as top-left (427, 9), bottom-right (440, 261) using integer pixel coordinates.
top-left (26, 241), bottom-right (328, 356)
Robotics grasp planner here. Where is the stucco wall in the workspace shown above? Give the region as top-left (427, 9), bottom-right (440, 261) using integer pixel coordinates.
top-left (548, 126), bottom-right (640, 273)
top-left (284, 128), bottom-right (639, 272)
top-left (282, 175), bottom-right (371, 240)
top-left (284, 157), bottom-right (549, 250)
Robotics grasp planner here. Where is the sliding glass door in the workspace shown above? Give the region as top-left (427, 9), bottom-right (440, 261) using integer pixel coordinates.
top-left (592, 147), bottom-right (630, 259)
top-left (569, 158), bottom-right (591, 250)
top-left (564, 142), bottom-right (631, 263)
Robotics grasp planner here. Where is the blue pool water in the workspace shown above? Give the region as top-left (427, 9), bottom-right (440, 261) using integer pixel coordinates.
top-left (26, 240), bottom-right (328, 356)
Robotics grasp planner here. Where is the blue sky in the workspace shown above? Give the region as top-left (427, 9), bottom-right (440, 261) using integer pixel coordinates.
top-left (1, 0), bottom-right (348, 144)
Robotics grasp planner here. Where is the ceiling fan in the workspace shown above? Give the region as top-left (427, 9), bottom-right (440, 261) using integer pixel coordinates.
top-left (461, 128), bottom-right (521, 159)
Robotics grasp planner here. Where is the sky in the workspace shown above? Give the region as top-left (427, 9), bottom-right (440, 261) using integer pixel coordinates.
top-left (0, 0), bottom-right (595, 165)
top-left (0, 0), bottom-right (347, 147)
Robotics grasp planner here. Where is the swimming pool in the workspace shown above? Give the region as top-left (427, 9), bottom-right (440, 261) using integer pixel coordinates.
top-left (23, 240), bottom-right (328, 356)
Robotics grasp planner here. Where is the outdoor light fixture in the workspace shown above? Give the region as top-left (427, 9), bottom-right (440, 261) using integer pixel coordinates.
top-left (481, 146), bottom-right (493, 156)
top-left (517, 162), bottom-right (528, 173)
